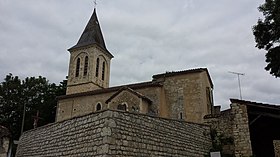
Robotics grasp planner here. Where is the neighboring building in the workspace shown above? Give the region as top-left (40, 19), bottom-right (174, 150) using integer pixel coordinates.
top-left (0, 126), bottom-right (10, 157)
top-left (55, 8), bottom-right (214, 125)
top-left (205, 99), bottom-right (280, 157)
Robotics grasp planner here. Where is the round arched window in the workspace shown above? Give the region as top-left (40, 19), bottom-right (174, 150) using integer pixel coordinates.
top-left (96, 103), bottom-right (102, 111)
top-left (117, 103), bottom-right (127, 111)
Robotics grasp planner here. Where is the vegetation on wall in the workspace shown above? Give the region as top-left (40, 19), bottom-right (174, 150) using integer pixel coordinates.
top-left (0, 73), bottom-right (66, 140)
top-left (210, 129), bottom-right (234, 157)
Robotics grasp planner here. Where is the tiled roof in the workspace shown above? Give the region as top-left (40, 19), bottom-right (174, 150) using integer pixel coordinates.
top-left (105, 86), bottom-right (153, 104)
top-left (58, 81), bottom-right (162, 100)
top-left (230, 99), bottom-right (280, 110)
top-left (152, 68), bottom-right (214, 88)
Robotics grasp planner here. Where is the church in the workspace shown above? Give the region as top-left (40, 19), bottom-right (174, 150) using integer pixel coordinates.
top-left (15, 6), bottom-right (280, 157)
top-left (56, 8), bottom-right (214, 124)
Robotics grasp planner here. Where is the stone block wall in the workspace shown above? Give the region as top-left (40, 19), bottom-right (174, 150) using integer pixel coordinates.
top-left (109, 111), bottom-right (212, 156)
top-left (161, 72), bottom-right (210, 123)
top-left (16, 110), bottom-right (212, 157)
top-left (204, 109), bottom-right (234, 155)
top-left (274, 140), bottom-right (280, 157)
top-left (231, 103), bottom-right (253, 157)
top-left (0, 137), bottom-right (10, 157)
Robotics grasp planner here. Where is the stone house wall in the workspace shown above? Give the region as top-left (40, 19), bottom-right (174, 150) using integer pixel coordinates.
top-left (56, 86), bottom-right (161, 122)
top-left (205, 103), bottom-right (253, 157)
top-left (160, 71), bottom-right (212, 123)
top-left (58, 69), bottom-right (213, 125)
top-left (231, 103), bottom-right (253, 157)
top-left (16, 110), bottom-right (212, 157)
top-left (274, 140), bottom-right (280, 157)
top-left (204, 109), bottom-right (234, 155)
top-left (0, 126), bottom-right (10, 157)
top-left (0, 137), bottom-right (9, 157)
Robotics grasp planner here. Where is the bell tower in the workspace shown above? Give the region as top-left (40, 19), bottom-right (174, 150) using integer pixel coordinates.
top-left (66, 8), bottom-right (113, 95)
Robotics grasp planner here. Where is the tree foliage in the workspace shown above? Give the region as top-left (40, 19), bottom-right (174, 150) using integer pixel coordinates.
top-left (0, 74), bottom-right (66, 140)
top-left (253, 0), bottom-right (280, 77)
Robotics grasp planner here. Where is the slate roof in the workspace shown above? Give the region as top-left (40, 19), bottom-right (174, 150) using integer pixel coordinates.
top-left (68, 8), bottom-right (113, 58)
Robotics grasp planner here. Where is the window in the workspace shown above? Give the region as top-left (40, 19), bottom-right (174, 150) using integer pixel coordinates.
top-left (132, 106), bottom-right (139, 112)
top-left (96, 103), bottom-right (102, 111)
top-left (179, 112), bottom-right (183, 120)
top-left (117, 103), bottom-right (127, 111)
top-left (206, 87), bottom-right (213, 113)
top-left (95, 58), bottom-right (99, 77)
top-left (83, 56), bottom-right (88, 76)
top-left (102, 61), bottom-right (105, 80)
top-left (75, 58), bottom-right (80, 77)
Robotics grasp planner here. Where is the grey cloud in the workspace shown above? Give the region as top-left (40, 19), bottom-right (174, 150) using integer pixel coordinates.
top-left (0, 0), bottom-right (279, 110)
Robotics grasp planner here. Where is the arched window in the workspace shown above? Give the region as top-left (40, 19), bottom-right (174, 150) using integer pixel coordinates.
top-left (95, 58), bottom-right (99, 77)
top-left (96, 103), bottom-right (102, 111)
top-left (102, 61), bottom-right (105, 80)
top-left (75, 58), bottom-right (80, 77)
top-left (83, 56), bottom-right (88, 76)
top-left (117, 103), bottom-right (127, 111)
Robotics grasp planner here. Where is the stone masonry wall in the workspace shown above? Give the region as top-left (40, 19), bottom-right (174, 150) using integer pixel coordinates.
top-left (109, 111), bottom-right (212, 156)
top-left (204, 109), bottom-right (234, 155)
top-left (16, 110), bottom-right (212, 157)
top-left (162, 73), bottom-right (207, 123)
top-left (231, 103), bottom-right (253, 157)
top-left (274, 140), bottom-right (280, 157)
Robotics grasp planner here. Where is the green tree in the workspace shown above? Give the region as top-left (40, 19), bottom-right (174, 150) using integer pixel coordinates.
top-left (0, 74), bottom-right (23, 139)
top-left (253, 0), bottom-right (280, 77)
top-left (0, 74), bottom-right (66, 140)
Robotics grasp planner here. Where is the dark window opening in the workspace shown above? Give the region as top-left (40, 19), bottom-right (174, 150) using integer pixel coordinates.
top-left (96, 58), bottom-right (99, 77)
top-left (206, 87), bottom-right (213, 113)
top-left (102, 61), bottom-right (105, 80)
top-left (75, 58), bottom-right (80, 77)
top-left (117, 103), bottom-right (127, 111)
top-left (132, 106), bottom-right (139, 112)
top-left (179, 112), bottom-right (183, 119)
top-left (84, 56), bottom-right (88, 76)
top-left (96, 103), bottom-right (102, 111)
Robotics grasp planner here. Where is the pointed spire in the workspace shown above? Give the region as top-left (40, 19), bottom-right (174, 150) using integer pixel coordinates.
top-left (69, 8), bottom-right (107, 51)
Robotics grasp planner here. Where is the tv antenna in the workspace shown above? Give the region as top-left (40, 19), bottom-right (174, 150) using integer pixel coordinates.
top-left (229, 71), bottom-right (245, 100)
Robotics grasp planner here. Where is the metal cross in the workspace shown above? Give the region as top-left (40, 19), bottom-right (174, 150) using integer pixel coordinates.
top-left (32, 110), bottom-right (43, 129)
top-left (94, 0), bottom-right (97, 9)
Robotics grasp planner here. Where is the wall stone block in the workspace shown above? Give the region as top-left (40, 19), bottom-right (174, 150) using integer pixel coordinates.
top-left (16, 110), bottom-right (212, 157)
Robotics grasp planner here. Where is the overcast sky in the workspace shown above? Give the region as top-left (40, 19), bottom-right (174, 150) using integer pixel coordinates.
top-left (0, 0), bottom-right (279, 109)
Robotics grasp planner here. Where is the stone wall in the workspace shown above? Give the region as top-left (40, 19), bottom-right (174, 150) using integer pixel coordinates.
top-left (204, 109), bottom-right (234, 155)
top-left (16, 110), bottom-right (212, 157)
top-left (274, 140), bottom-right (280, 157)
top-left (109, 110), bottom-right (212, 156)
top-left (231, 103), bottom-right (253, 157)
top-left (160, 71), bottom-right (212, 123)
top-left (0, 137), bottom-right (9, 157)
top-left (0, 126), bottom-right (10, 157)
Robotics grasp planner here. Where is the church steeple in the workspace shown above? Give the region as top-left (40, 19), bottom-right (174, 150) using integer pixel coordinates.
top-left (69, 9), bottom-right (110, 54)
top-left (66, 8), bottom-right (113, 95)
